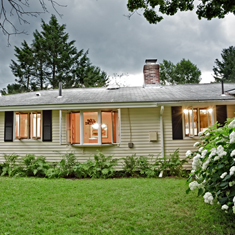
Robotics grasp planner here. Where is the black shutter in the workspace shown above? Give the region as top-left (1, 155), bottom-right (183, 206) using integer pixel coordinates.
top-left (172, 106), bottom-right (183, 140)
top-left (4, 111), bottom-right (13, 142)
top-left (216, 105), bottom-right (227, 127)
top-left (43, 110), bottom-right (52, 141)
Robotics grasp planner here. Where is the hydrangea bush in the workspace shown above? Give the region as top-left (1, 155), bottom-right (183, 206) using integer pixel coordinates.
top-left (186, 117), bottom-right (235, 214)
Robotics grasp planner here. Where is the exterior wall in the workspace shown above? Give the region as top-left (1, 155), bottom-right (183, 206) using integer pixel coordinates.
top-left (227, 105), bottom-right (235, 119)
top-left (163, 105), bottom-right (235, 169)
top-left (0, 108), bottom-right (162, 166)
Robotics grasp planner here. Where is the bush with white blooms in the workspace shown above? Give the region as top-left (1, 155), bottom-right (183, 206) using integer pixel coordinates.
top-left (187, 117), bottom-right (235, 214)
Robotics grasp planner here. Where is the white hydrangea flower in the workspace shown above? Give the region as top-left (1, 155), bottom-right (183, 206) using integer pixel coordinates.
top-left (214, 156), bottom-right (220, 161)
top-left (206, 132), bottom-right (210, 137)
top-left (233, 196), bottom-right (235, 204)
top-left (231, 150), bottom-right (235, 157)
top-left (201, 150), bottom-right (207, 159)
top-left (230, 131), bottom-right (235, 144)
top-left (222, 204), bottom-right (229, 210)
top-left (203, 192), bottom-right (213, 205)
top-left (220, 172), bottom-right (227, 179)
top-left (189, 181), bottom-right (201, 191)
top-left (185, 150), bottom-right (192, 157)
top-left (230, 166), bottom-right (235, 176)
top-left (228, 119), bottom-right (235, 129)
top-left (198, 131), bottom-right (204, 136)
top-left (233, 206), bottom-right (235, 214)
top-left (217, 145), bottom-right (227, 157)
top-left (192, 154), bottom-right (202, 171)
top-left (199, 147), bottom-right (204, 152)
top-left (209, 148), bottom-right (217, 158)
top-left (194, 142), bottom-right (200, 147)
top-left (202, 159), bottom-right (210, 170)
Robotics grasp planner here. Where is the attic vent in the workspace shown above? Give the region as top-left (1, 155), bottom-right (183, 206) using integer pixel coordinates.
top-left (36, 92), bottom-right (41, 97)
top-left (107, 85), bottom-right (120, 90)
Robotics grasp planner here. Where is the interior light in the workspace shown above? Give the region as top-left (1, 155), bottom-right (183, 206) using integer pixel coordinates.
top-left (208, 108), bottom-right (213, 114)
top-left (92, 123), bottom-right (99, 129)
top-left (183, 109), bottom-right (188, 114)
top-left (101, 124), bottom-right (107, 128)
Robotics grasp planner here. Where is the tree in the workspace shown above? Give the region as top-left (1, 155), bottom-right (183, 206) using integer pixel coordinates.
top-left (9, 15), bottom-right (108, 92)
top-left (0, 0), bottom-right (65, 44)
top-left (213, 46), bottom-right (235, 83)
top-left (160, 59), bottom-right (201, 85)
top-left (127, 0), bottom-right (235, 24)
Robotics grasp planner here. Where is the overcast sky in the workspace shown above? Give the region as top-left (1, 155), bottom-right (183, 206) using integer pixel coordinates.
top-left (1, 0), bottom-right (235, 89)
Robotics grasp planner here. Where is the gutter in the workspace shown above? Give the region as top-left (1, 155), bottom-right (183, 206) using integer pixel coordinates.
top-left (159, 106), bottom-right (164, 178)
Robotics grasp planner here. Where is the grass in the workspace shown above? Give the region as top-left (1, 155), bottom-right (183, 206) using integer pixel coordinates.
top-left (0, 178), bottom-right (235, 235)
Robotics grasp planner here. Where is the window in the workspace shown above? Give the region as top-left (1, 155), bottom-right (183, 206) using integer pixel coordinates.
top-left (15, 112), bottom-right (41, 139)
top-left (183, 107), bottom-right (214, 137)
top-left (65, 110), bottom-right (119, 145)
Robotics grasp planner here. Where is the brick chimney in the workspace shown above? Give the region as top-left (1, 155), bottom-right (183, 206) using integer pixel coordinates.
top-left (143, 59), bottom-right (160, 87)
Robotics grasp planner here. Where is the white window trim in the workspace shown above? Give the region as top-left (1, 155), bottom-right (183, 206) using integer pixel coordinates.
top-left (14, 111), bottom-right (42, 141)
top-left (183, 106), bottom-right (215, 139)
top-left (60, 109), bottom-right (120, 146)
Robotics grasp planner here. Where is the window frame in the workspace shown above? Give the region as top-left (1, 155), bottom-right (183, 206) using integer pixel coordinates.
top-left (61, 109), bottom-right (120, 146)
top-left (182, 106), bottom-right (215, 138)
top-left (14, 111), bottom-right (42, 140)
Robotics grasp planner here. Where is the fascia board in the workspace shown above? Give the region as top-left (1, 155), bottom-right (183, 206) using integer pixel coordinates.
top-left (0, 102), bottom-right (158, 111)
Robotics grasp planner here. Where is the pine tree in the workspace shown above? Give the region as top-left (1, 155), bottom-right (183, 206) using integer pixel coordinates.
top-left (8, 15), bottom-right (108, 93)
top-left (10, 41), bottom-right (34, 90)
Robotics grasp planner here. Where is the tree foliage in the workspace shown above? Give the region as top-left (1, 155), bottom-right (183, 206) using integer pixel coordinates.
top-left (127, 0), bottom-right (235, 24)
top-left (159, 59), bottom-right (201, 85)
top-left (6, 15), bottom-right (108, 93)
top-left (213, 46), bottom-right (235, 83)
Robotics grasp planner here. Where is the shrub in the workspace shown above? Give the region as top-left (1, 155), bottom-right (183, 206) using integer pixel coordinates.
top-left (122, 154), bottom-right (138, 177)
top-left (155, 149), bottom-right (190, 177)
top-left (1, 154), bottom-right (25, 177)
top-left (186, 118), bottom-right (235, 215)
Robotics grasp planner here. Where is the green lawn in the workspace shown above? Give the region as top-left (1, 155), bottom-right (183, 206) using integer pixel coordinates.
top-left (0, 178), bottom-right (234, 235)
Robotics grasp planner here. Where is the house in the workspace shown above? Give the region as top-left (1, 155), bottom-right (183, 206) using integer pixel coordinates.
top-left (0, 59), bottom-right (235, 169)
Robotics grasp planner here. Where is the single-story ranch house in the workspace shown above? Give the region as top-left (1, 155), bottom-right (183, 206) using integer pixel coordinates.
top-left (0, 60), bottom-right (235, 169)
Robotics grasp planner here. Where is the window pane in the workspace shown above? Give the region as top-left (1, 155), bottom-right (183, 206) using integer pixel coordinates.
top-left (20, 113), bottom-right (28, 139)
top-left (102, 112), bottom-right (112, 144)
top-left (66, 113), bottom-right (71, 143)
top-left (200, 108), bottom-right (209, 132)
top-left (72, 112), bottom-right (80, 144)
top-left (32, 113), bottom-right (37, 139)
top-left (184, 109), bottom-right (189, 137)
top-left (193, 109), bottom-right (198, 136)
top-left (112, 111), bottom-right (119, 143)
top-left (15, 113), bottom-right (19, 139)
top-left (83, 112), bottom-right (98, 144)
top-left (37, 113), bottom-right (41, 139)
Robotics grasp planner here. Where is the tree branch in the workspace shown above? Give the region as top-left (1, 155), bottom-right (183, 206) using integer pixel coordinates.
top-left (0, 0), bottom-right (66, 45)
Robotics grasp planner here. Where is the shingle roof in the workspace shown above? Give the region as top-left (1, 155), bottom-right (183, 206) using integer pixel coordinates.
top-left (0, 83), bottom-right (234, 107)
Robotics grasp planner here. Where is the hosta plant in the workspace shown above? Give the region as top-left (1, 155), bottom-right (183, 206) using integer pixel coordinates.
top-left (187, 117), bottom-right (235, 214)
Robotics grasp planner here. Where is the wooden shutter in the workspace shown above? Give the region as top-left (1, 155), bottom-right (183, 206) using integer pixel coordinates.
top-left (171, 106), bottom-right (183, 140)
top-left (4, 111), bottom-right (13, 142)
top-left (43, 110), bottom-right (52, 141)
top-left (216, 105), bottom-right (227, 127)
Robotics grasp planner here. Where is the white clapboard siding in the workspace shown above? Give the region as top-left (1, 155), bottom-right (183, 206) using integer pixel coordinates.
top-left (0, 105), bottom-right (234, 169)
top-left (0, 108), bottom-right (162, 165)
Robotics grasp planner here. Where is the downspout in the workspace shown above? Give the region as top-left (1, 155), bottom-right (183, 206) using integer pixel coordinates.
top-left (159, 106), bottom-right (164, 177)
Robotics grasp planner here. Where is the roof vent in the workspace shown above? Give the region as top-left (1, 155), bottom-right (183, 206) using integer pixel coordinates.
top-left (36, 92), bottom-right (41, 97)
top-left (107, 85), bottom-right (120, 90)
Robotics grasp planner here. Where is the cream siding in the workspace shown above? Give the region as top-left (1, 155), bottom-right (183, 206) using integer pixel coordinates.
top-left (1, 104), bottom-right (234, 169)
top-left (0, 108), bottom-right (162, 165)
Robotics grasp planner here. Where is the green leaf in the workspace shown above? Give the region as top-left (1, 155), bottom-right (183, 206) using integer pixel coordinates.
top-left (186, 188), bottom-right (191, 194)
top-left (198, 188), bottom-right (203, 196)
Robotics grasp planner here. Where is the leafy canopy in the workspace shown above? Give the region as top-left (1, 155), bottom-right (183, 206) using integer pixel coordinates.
top-left (159, 59), bottom-right (201, 85)
top-left (213, 46), bottom-right (235, 83)
top-left (127, 0), bottom-right (235, 24)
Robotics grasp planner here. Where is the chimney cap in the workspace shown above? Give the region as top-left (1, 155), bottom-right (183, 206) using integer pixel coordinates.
top-left (145, 59), bottom-right (157, 64)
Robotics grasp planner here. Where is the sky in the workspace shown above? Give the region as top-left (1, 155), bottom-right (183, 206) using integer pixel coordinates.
top-left (0, 0), bottom-right (235, 89)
